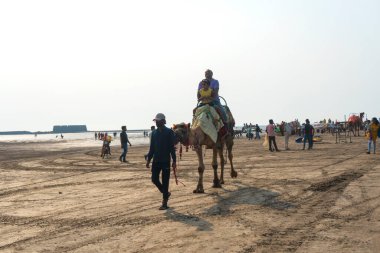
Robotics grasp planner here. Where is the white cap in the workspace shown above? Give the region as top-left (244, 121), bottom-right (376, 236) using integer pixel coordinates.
top-left (153, 113), bottom-right (166, 121)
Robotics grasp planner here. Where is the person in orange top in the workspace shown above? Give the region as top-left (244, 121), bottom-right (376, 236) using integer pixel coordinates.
top-left (367, 117), bottom-right (380, 154)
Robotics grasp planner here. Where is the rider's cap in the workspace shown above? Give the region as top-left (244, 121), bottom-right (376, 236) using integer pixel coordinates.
top-left (153, 113), bottom-right (166, 121)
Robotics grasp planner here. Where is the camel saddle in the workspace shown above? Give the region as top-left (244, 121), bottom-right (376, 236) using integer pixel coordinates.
top-left (192, 105), bottom-right (224, 143)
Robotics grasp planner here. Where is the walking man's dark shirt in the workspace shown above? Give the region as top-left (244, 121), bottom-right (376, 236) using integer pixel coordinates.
top-left (119, 126), bottom-right (131, 162)
top-left (146, 126), bottom-right (176, 165)
top-left (120, 131), bottom-right (129, 145)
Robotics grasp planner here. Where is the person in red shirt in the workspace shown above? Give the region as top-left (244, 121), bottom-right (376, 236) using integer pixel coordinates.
top-left (266, 119), bottom-right (280, 152)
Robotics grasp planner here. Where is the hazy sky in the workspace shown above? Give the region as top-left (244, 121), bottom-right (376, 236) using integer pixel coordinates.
top-left (1, 0), bottom-right (379, 131)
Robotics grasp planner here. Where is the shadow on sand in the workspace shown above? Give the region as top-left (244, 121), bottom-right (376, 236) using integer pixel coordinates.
top-left (163, 185), bottom-right (294, 230)
top-left (206, 185), bottom-right (296, 216)
top-left (165, 209), bottom-right (213, 231)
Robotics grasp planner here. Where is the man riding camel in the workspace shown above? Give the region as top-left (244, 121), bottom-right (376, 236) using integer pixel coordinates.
top-left (197, 69), bottom-right (228, 137)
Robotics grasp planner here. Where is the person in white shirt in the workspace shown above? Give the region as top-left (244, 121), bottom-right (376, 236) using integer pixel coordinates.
top-left (284, 122), bottom-right (292, 150)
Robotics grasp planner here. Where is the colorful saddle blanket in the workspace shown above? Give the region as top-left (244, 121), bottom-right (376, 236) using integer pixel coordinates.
top-left (192, 105), bottom-right (224, 143)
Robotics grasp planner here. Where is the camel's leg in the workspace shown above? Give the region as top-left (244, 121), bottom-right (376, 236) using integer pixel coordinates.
top-left (218, 144), bottom-right (225, 184)
top-left (193, 147), bottom-right (205, 193)
top-left (212, 147), bottom-right (222, 188)
top-left (227, 139), bottom-right (238, 178)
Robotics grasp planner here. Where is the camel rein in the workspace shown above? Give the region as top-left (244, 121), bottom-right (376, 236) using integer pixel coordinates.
top-left (174, 145), bottom-right (186, 187)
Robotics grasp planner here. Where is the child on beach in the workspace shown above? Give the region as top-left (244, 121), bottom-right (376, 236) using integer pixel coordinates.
top-left (366, 117), bottom-right (379, 154)
top-left (197, 79), bottom-right (215, 106)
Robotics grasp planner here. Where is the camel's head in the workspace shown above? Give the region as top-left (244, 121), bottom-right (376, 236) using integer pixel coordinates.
top-left (172, 123), bottom-right (191, 146)
top-left (279, 121), bottom-right (285, 129)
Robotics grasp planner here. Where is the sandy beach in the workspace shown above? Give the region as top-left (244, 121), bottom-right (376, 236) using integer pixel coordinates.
top-left (0, 134), bottom-right (379, 253)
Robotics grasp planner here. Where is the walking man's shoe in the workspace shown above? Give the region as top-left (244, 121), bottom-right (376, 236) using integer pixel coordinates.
top-left (159, 199), bottom-right (169, 210)
top-left (159, 204), bottom-right (168, 210)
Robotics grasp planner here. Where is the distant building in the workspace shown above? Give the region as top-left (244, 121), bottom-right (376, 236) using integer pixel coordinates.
top-left (53, 125), bottom-right (87, 133)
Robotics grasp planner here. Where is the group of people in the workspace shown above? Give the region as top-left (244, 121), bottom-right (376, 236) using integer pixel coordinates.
top-left (114, 69), bottom-right (380, 212)
top-left (95, 132), bottom-right (117, 141)
top-left (265, 119), bottom-right (314, 152)
top-left (117, 115), bottom-right (379, 211)
top-left (243, 124), bottom-right (262, 140)
top-left (264, 117), bottom-right (380, 154)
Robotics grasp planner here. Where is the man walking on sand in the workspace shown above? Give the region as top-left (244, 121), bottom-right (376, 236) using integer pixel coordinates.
top-left (146, 113), bottom-right (177, 210)
top-left (266, 119), bottom-right (280, 152)
top-left (303, 119), bottom-right (314, 150)
top-left (120, 126), bottom-right (132, 162)
top-left (255, 124), bottom-right (262, 139)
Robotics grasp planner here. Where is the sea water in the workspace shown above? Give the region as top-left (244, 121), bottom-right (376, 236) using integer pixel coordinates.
top-left (0, 131), bottom-right (150, 147)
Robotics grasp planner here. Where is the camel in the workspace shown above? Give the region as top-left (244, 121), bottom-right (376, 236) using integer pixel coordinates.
top-left (348, 112), bottom-right (364, 136)
top-left (278, 120), bottom-right (300, 136)
top-left (173, 106), bottom-right (237, 193)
